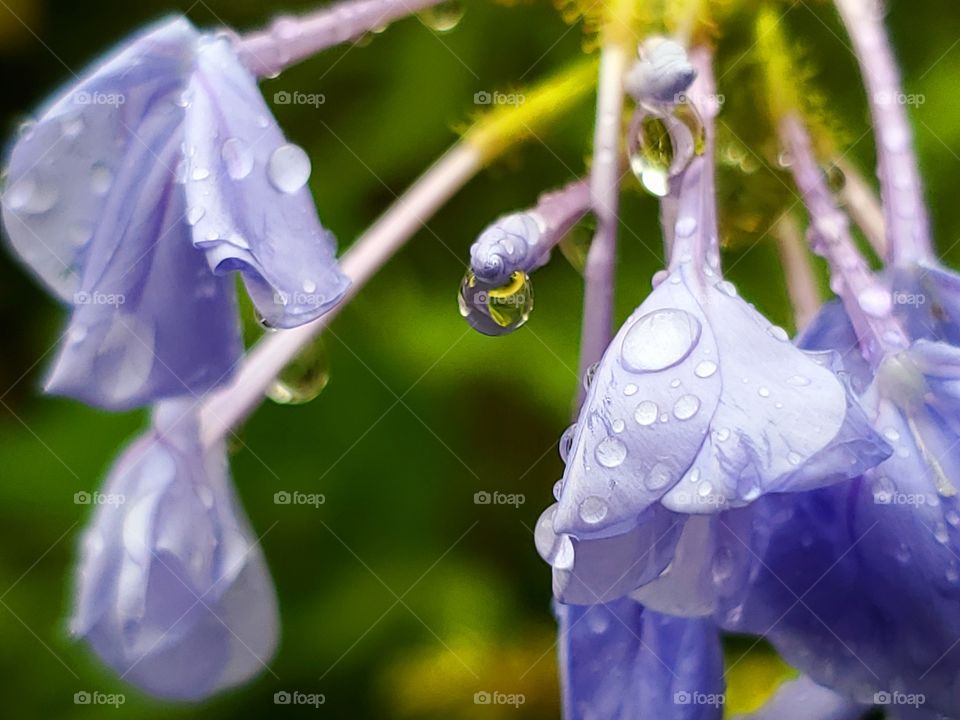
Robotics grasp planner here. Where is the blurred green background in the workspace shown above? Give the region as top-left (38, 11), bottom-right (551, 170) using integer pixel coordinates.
top-left (0, 0), bottom-right (957, 717)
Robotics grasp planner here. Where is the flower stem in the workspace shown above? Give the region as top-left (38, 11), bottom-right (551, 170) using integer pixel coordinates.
top-left (578, 44), bottom-right (627, 390)
top-left (835, 158), bottom-right (886, 259)
top-left (236, 0), bottom-right (447, 78)
top-left (835, 0), bottom-right (932, 266)
top-left (774, 212), bottom-right (821, 331)
top-left (779, 113), bottom-right (909, 364)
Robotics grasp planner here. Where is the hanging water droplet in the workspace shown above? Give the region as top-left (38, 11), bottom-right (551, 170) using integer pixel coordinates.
top-left (823, 163), bottom-right (846, 193)
top-left (582, 362), bottom-right (599, 392)
top-left (672, 394), bottom-right (701, 420)
top-left (222, 137), bottom-right (255, 180)
top-left (418, 0), bottom-right (465, 32)
top-left (559, 424), bottom-right (576, 464)
top-left (267, 143), bottom-right (311, 193)
top-left (629, 114), bottom-right (672, 197)
top-left (621, 308), bottom-right (701, 373)
top-left (579, 496), bottom-right (609, 525)
top-left (694, 360), bottom-right (717, 378)
top-left (458, 270), bottom-right (534, 336)
top-left (552, 479), bottom-right (564, 501)
top-left (595, 436), bottom-right (627, 468)
top-left (266, 336), bottom-right (331, 405)
top-left (768, 325), bottom-right (789, 342)
top-left (634, 400), bottom-right (659, 426)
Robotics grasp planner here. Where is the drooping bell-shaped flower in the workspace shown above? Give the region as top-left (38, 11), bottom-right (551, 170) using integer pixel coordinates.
top-left (1, 16), bottom-right (349, 410)
top-left (557, 599), bottom-right (724, 720)
top-left (71, 400), bottom-right (278, 700)
top-left (537, 53), bottom-right (888, 606)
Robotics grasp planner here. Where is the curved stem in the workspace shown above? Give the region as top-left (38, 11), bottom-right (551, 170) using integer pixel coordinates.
top-left (780, 113), bottom-right (909, 365)
top-left (199, 143), bottom-right (481, 444)
top-left (236, 0), bottom-right (447, 78)
top-left (835, 158), bottom-right (886, 259)
top-left (835, 0), bottom-right (932, 266)
top-left (578, 44), bottom-right (627, 390)
top-left (775, 212), bottom-right (821, 331)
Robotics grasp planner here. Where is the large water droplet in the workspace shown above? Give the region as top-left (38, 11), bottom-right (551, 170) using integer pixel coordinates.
top-left (621, 308), bottom-right (701, 373)
top-left (634, 400), bottom-right (659, 426)
top-left (458, 270), bottom-right (534, 336)
top-left (267, 143), bottom-right (311, 193)
top-left (558, 215), bottom-right (595, 275)
top-left (418, 0), bottom-right (465, 32)
top-left (266, 336), bottom-right (331, 404)
top-left (672, 394), bottom-right (701, 420)
top-left (595, 436), bottom-right (627, 468)
top-left (579, 496), bottom-right (609, 525)
top-left (222, 137), bottom-right (255, 180)
top-left (628, 101), bottom-right (704, 197)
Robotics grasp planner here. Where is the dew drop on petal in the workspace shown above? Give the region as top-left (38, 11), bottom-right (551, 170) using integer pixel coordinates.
top-left (221, 137), bottom-right (255, 180)
top-left (768, 325), bottom-right (789, 342)
top-left (883, 427), bottom-right (901, 442)
top-left (857, 287), bottom-right (893, 317)
top-left (552, 480), bottom-right (564, 501)
top-left (715, 280), bottom-right (737, 297)
top-left (758, 386), bottom-right (771, 398)
top-left (90, 163), bottom-right (113, 196)
top-left (579, 496), bottom-right (609, 525)
top-left (635, 400), bottom-right (659, 426)
top-left (787, 374), bottom-right (810, 387)
top-left (267, 143), bottom-right (312, 193)
top-left (694, 360), bottom-right (717, 378)
top-left (672, 394), bottom-right (700, 420)
top-left (186, 206), bottom-right (205, 226)
top-left (559, 424), bottom-right (576, 464)
top-left (716, 428), bottom-right (730, 442)
top-left (644, 462), bottom-right (673, 491)
top-left (595, 437), bottom-right (627, 468)
top-left (624, 383), bottom-right (638, 396)
top-left (621, 309), bottom-right (701, 373)
top-left (458, 270), bottom-right (534, 336)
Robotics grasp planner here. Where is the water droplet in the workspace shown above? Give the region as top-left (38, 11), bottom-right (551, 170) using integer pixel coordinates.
top-left (557, 214), bottom-right (594, 276)
top-left (715, 280), bottom-right (737, 297)
top-left (758, 386), bottom-right (770, 398)
top-left (186, 206), bottom-right (205, 226)
top-left (552, 480), bottom-right (564, 501)
top-left (559, 424), bottom-right (576, 463)
top-left (612, 419), bottom-right (625, 433)
top-left (303, 279), bottom-right (317, 293)
top-left (3, 175), bottom-right (58, 214)
top-left (787, 451), bottom-right (802, 466)
top-left (697, 481), bottom-right (713, 497)
top-left (712, 546), bottom-right (734, 583)
top-left (644, 462), bottom-right (673, 491)
top-left (579, 496), bottom-right (608, 524)
top-left (768, 325), bottom-right (789, 342)
top-left (582, 362), bottom-right (599, 392)
top-left (948, 511), bottom-right (960, 528)
top-left (857, 287), bottom-right (892, 317)
top-left (267, 143), bottom-right (311, 193)
top-left (624, 383), bottom-right (638, 396)
top-left (883, 427), bottom-right (901, 442)
top-left (628, 101), bottom-right (704, 197)
top-left (634, 400), bottom-right (659, 426)
top-left (621, 308), bottom-right (701, 373)
top-left (458, 270), bottom-right (534, 336)
top-left (222, 137), bottom-right (254, 180)
top-left (62, 115), bottom-right (85, 139)
top-left (595, 436), bottom-right (627, 468)
top-left (694, 360), bottom-right (717, 378)
top-left (787, 375), bottom-right (810, 387)
top-left (191, 167), bottom-right (211, 181)
top-left (417, 0), bottom-right (465, 32)
top-left (91, 163), bottom-right (113, 196)
top-left (266, 336), bottom-right (331, 404)
top-left (672, 394), bottom-right (700, 420)
top-left (675, 217), bottom-right (697, 238)
top-left (823, 163), bottom-right (846, 192)
top-left (716, 428), bottom-right (730, 442)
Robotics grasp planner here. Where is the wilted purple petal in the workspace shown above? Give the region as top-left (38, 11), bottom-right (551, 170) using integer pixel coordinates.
top-left (71, 400), bottom-right (278, 701)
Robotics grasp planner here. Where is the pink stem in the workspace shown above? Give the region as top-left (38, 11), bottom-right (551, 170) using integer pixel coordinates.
top-left (835, 0), bottom-right (932, 266)
top-left (775, 213), bottom-right (821, 331)
top-left (236, 0), bottom-right (447, 78)
top-left (780, 113), bottom-right (909, 364)
top-left (199, 143), bottom-right (481, 444)
top-left (836, 158), bottom-right (886, 258)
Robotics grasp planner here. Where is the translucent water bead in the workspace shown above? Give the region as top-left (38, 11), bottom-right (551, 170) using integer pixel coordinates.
top-left (458, 270), bottom-right (534, 336)
top-left (266, 337), bottom-right (331, 405)
top-left (628, 100), bottom-right (706, 197)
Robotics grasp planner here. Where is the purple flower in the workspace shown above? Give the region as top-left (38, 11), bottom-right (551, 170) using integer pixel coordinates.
top-left (732, 676), bottom-right (866, 720)
top-left (557, 599), bottom-right (723, 719)
top-left (70, 400), bottom-right (278, 701)
top-left (1, 17), bottom-right (348, 410)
